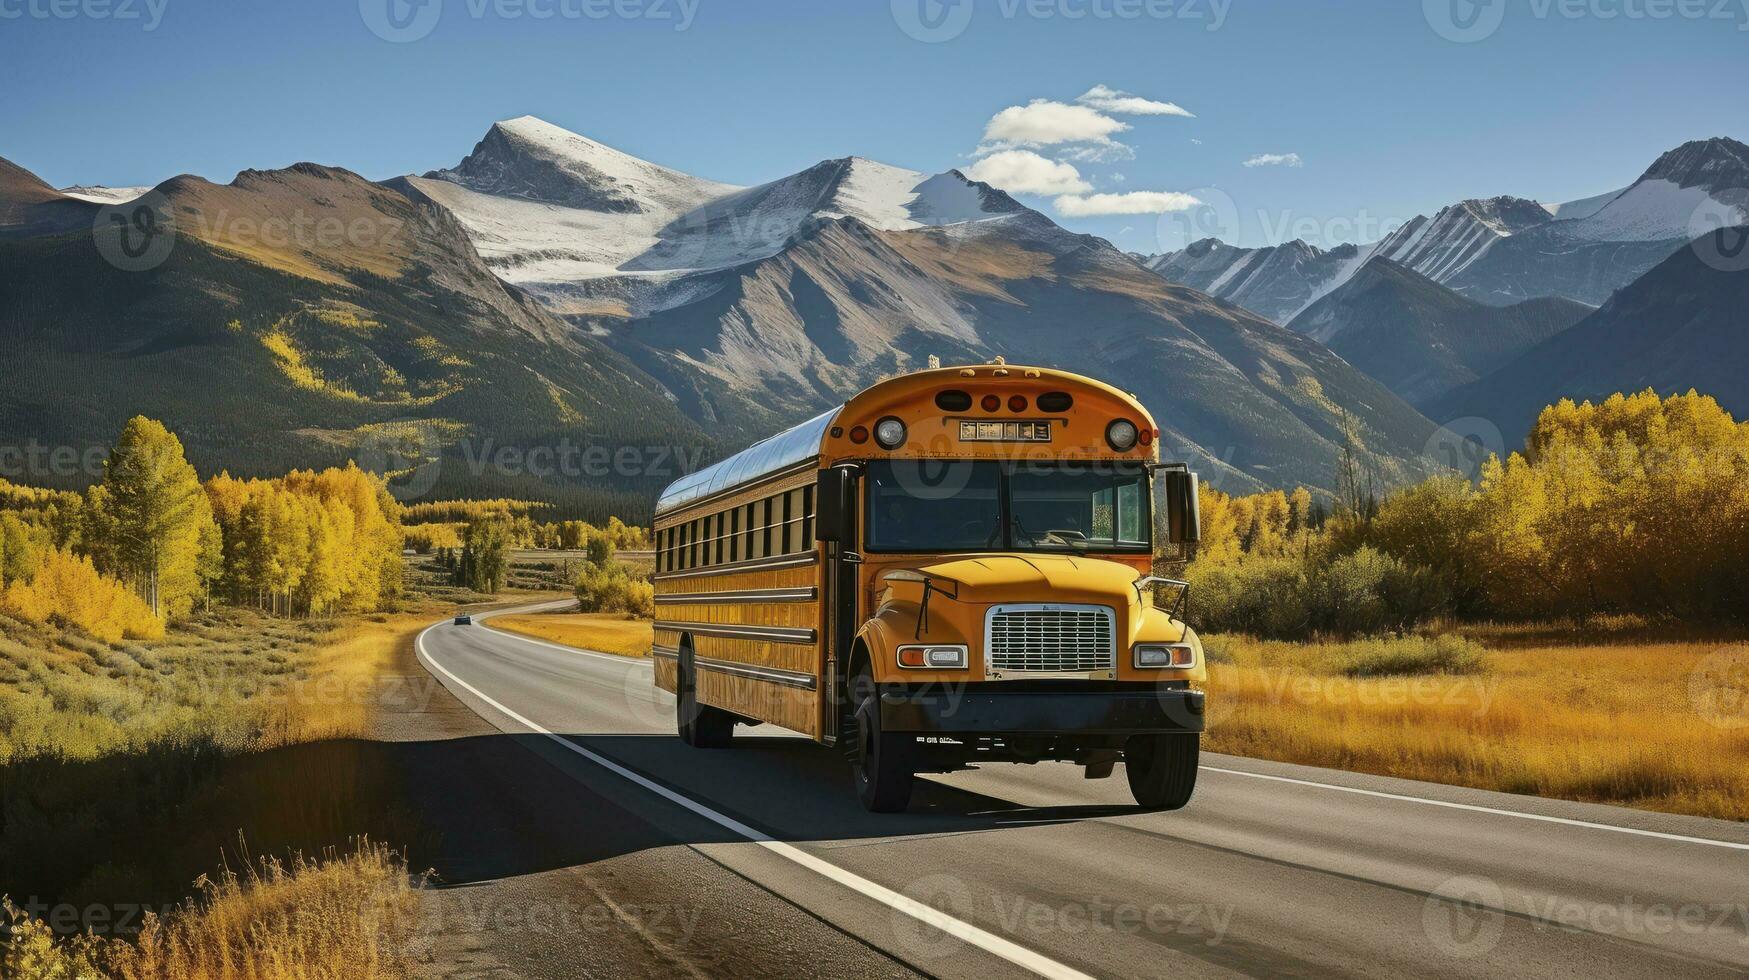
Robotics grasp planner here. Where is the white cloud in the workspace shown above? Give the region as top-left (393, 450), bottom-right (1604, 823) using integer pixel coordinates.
top-left (1058, 143), bottom-right (1135, 164)
top-left (1190, 138), bottom-right (1204, 145)
top-left (1053, 191), bottom-right (1203, 217)
top-left (964, 150), bottom-right (1092, 196)
top-left (1243, 152), bottom-right (1304, 168)
top-left (979, 99), bottom-right (1129, 152)
top-left (1077, 84), bottom-right (1195, 118)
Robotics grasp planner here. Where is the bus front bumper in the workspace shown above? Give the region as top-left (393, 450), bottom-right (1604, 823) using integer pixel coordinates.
top-left (879, 686), bottom-right (1205, 735)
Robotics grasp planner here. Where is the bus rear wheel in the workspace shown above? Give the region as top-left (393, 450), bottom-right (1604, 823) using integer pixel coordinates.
top-left (850, 668), bottom-right (914, 812)
top-left (1125, 733), bottom-right (1199, 810)
top-left (676, 646), bottom-right (735, 748)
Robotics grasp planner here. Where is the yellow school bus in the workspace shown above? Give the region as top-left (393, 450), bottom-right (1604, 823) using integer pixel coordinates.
top-left (650, 362), bottom-right (1206, 812)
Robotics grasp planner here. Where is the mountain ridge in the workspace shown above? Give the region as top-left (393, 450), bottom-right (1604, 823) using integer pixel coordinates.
top-left (1430, 226), bottom-right (1749, 441)
top-left (1287, 257), bottom-right (1592, 407)
top-left (1139, 136), bottom-right (1749, 319)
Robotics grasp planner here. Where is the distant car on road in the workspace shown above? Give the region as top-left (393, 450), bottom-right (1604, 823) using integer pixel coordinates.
top-left (454, 614), bottom-right (473, 626)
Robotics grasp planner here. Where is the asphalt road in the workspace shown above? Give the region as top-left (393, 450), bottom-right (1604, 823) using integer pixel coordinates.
top-left (414, 602), bottom-right (1749, 979)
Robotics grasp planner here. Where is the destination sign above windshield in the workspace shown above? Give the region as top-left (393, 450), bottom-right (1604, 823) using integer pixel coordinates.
top-left (958, 420), bottom-right (1053, 443)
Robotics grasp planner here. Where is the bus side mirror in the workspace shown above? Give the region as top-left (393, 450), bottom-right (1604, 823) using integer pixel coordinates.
top-left (816, 467), bottom-right (855, 543)
top-left (1164, 470), bottom-right (1201, 545)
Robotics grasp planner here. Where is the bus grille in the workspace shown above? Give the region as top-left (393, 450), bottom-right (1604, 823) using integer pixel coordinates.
top-left (986, 605), bottom-right (1116, 673)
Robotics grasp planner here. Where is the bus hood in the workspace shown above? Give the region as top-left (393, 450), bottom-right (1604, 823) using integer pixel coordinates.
top-left (904, 554), bottom-right (1143, 607)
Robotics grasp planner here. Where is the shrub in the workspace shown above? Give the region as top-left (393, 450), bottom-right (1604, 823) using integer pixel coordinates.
top-left (574, 562), bottom-right (654, 618)
top-left (583, 531), bottom-right (614, 569)
top-left (403, 523), bottom-right (461, 554)
top-left (1186, 556), bottom-right (1310, 638)
top-left (1, 548), bottom-right (163, 643)
top-left (1323, 634), bottom-right (1485, 677)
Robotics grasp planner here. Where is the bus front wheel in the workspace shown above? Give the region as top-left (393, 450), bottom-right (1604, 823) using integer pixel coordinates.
top-left (676, 646), bottom-right (735, 748)
top-left (850, 668), bottom-right (914, 812)
top-left (1125, 733), bottom-right (1199, 810)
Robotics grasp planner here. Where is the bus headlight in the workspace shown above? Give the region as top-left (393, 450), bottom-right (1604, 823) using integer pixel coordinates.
top-left (874, 416), bottom-right (907, 450)
top-left (1106, 419), bottom-right (1139, 452)
top-left (897, 644), bottom-right (967, 669)
top-left (1134, 643), bottom-right (1195, 668)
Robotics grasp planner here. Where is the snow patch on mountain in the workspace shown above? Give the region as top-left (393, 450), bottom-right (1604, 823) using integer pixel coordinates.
top-left (58, 185), bottom-right (151, 204)
top-left (1556, 178), bottom-right (1735, 242)
top-left (408, 118), bottom-right (1026, 316)
top-left (1542, 186), bottom-right (1624, 221)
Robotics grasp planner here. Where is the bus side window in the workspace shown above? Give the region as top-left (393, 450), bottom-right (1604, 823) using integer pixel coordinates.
top-left (785, 487), bottom-right (803, 554)
top-left (758, 497), bottom-right (773, 559)
top-left (802, 484), bottom-right (814, 548)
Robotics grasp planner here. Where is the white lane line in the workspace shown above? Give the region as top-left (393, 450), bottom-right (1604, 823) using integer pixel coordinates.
top-left (1202, 765), bottom-right (1749, 852)
top-left (416, 622), bottom-right (1094, 980)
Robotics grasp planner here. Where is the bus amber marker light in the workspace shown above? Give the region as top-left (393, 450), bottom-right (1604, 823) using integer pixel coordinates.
top-left (1135, 644), bottom-right (1196, 669)
top-left (897, 644), bottom-right (969, 669)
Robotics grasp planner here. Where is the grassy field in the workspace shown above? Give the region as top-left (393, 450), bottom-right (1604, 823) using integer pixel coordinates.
top-left (0, 590), bottom-right (466, 975)
top-left (3, 844), bottom-right (422, 980)
top-left (1202, 624), bottom-right (1749, 821)
top-left (490, 611), bottom-right (653, 658)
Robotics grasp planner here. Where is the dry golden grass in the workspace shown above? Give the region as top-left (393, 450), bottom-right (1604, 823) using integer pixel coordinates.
top-left (1203, 630), bottom-right (1749, 820)
top-left (2, 843), bottom-right (423, 980)
top-left (261, 607), bottom-right (438, 743)
top-left (490, 612), bottom-right (652, 658)
top-left (1, 603), bottom-right (447, 971)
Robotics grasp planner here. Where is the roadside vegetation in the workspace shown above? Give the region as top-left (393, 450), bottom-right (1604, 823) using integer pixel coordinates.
top-left (1179, 390), bottom-right (1749, 635)
top-left (2, 844), bottom-right (421, 980)
top-left (490, 613), bottom-right (654, 659)
top-left (0, 416), bottom-right (433, 974)
top-left (481, 530), bottom-right (657, 656)
top-left (1201, 625), bottom-right (1749, 820)
top-left (1182, 390), bottom-right (1749, 819)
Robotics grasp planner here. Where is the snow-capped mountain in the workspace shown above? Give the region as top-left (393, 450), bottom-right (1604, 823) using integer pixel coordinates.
top-left (1141, 137), bottom-right (1749, 321)
top-left (57, 185), bottom-right (151, 204)
top-left (386, 117), bottom-right (1443, 495)
top-left (1139, 238), bottom-right (1370, 325)
top-left (402, 116), bottom-right (1031, 317)
top-left (1432, 222), bottom-right (1749, 442)
top-left (1368, 195), bottom-right (1551, 285)
top-left (1541, 136), bottom-right (1749, 243)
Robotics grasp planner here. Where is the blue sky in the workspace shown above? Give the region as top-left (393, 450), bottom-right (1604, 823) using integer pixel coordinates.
top-left (3, 0), bottom-right (1745, 251)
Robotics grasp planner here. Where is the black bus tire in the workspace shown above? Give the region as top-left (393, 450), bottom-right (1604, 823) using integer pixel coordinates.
top-left (851, 667), bottom-right (914, 812)
top-left (1125, 733), bottom-right (1199, 810)
top-left (677, 645), bottom-right (735, 748)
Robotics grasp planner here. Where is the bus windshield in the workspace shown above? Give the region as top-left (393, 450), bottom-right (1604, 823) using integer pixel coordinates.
top-left (865, 460), bottom-right (1151, 553)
